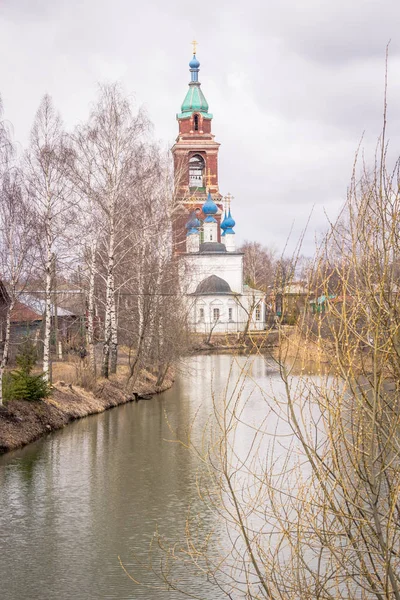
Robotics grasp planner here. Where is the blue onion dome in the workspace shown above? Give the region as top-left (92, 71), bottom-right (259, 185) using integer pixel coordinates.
top-left (185, 212), bottom-right (200, 229)
top-left (202, 191), bottom-right (218, 215)
top-left (220, 210), bottom-right (228, 232)
top-left (185, 212), bottom-right (201, 235)
top-left (224, 209), bottom-right (236, 228)
top-left (224, 209), bottom-right (235, 234)
top-left (189, 54), bottom-right (200, 69)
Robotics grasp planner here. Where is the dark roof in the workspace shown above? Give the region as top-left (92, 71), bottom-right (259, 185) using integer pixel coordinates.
top-left (199, 242), bottom-right (227, 253)
top-left (18, 294), bottom-right (76, 317)
top-left (10, 301), bottom-right (42, 324)
top-left (194, 275), bottom-right (232, 295)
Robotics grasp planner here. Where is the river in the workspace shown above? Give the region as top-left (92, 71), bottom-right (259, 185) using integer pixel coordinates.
top-left (0, 354), bottom-right (304, 600)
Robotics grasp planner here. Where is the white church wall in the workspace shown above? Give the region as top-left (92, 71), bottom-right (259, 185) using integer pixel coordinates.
top-left (181, 253), bottom-right (243, 294)
top-left (184, 289), bottom-right (266, 333)
top-left (187, 294), bottom-right (257, 333)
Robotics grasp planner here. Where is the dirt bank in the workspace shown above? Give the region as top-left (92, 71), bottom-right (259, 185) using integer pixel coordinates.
top-left (190, 330), bottom-right (279, 354)
top-left (0, 370), bottom-right (174, 455)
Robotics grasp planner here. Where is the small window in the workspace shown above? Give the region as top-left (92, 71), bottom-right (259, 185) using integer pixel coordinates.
top-left (199, 308), bottom-right (204, 320)
top-left (194, 114), bottom-right (199, 131)
top-left (255, 305), bottom-right (261, 321)
top-left (228, 308), bottom-right (233, 321)
top-left (189, 154), bottom-right (205, 187)
top-left (213, 308), bottom-right (220, 322)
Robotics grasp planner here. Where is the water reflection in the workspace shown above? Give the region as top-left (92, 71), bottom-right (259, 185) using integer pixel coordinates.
top-left (0, 354), bottom-right (306, 599)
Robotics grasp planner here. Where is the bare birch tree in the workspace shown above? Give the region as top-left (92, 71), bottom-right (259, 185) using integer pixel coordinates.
top-left (69, 84), bottom-right (151, 378)
top-left (0, 168), bottom-right (36, 403)
top-left (119, 150), bottom-right (189, 388)
top-left (65, 127), bottom-right (106, 376)
top-left (0, 98), bottom-right (35, 403)
top-left (25, 95), bottom-right (72, 382)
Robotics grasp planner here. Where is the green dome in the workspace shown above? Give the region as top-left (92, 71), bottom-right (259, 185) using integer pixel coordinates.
top-left (182, 82), bottom-right (209, 112)
top-left (177, 83), bottom-right (213, 120)
top-left (177, 53), bottom-right (213, 121)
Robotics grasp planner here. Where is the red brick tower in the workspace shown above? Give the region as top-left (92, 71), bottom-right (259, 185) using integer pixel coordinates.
top-left (171, 44), bottom-right (223, 253)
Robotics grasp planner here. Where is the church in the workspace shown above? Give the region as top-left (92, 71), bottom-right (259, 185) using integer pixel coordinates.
top-left (172, 45), bottom-right (266, 334)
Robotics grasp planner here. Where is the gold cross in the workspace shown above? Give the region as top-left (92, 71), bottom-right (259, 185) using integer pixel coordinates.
top-left (206, 168), bottom-right (212, 189)
top-left (225, 192), bottom-right (234, 209)
top-left (191, 39), bottom-right (198, 54)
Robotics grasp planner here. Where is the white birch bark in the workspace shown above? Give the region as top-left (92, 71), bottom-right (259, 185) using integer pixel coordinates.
top-left (108, 219), bottom-right (117, 374)
top-left (43, 229), bottom-right (53, 382)
top-left (86, 236), bottom-right (98, 376)
top-left (137, 259), bottom-right (145, 346)
top-left (0, 299), bottom-right (14, 405)
top-left (102, 286), bottom-right (112, 378)
top-left (102, 218), bottom-right (115, 377)
top-left (133, 234), bottom-right (146, 362)
top-left (109, 278), bottom-right (118, 374)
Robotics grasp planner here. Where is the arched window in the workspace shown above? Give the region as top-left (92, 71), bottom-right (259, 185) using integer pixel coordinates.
top-left (194, 114), bottom-right (199, 131)
top-left (189, 154), bottom-right (205, 188)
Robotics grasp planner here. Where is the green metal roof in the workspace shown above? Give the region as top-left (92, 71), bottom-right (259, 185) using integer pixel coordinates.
top-left (177, 82), bottom-right (213, 120)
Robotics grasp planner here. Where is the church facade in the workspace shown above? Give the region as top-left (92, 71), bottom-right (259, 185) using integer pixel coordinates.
top-left (173, 47), bottom-right (265, 334)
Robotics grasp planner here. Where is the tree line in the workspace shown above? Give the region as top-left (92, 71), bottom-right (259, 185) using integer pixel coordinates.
top-left (0, 84), bottom-right (188, 404)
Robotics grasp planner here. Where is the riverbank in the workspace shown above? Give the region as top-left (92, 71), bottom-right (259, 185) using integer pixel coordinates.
top-left (0, 368), bottom-right (174, 454)
top-left (0, 328), bottom-right (331, 455)
top-left (190, 330), bottom-right (280, 353)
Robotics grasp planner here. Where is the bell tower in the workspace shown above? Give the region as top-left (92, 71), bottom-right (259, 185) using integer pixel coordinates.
top-left (172, 43), bottom-right (223, 253)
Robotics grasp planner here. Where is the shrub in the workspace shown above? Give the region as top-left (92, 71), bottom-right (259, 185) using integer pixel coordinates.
top-left (4, 340), bottom-right (49, 402)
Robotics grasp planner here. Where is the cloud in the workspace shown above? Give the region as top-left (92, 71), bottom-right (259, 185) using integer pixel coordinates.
top-left (0, 0), bottom-right (399, 255)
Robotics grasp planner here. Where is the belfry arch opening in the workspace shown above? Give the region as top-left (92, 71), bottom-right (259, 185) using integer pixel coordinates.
top-left (194, 113), bottom-right (199, 131)
top-left (189, 154), bottom-right (205, 188)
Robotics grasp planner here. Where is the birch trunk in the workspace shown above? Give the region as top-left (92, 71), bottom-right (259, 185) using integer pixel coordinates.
top-left (102, 219), bottom-right (115, 378)
top-left (43, 241), bottom-right (53, 382)
top-left (87, 237), bottom-right (97, 376)
top-left (137, 246), bottom-right (145, 345)
top-left (109, 280), bottom-right (118, 374)
top-left (42, 208), bottom-right (54, 383)
top-left (0, 299), bottom-right (14, 405)
top-left (102, 290), bottom-right (112, 378)
top-left (52, 255), bottom-right (58, 362)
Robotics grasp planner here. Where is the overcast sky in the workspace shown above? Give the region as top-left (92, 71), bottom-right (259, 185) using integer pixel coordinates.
top-left (1, 0), bottom-right (400, 255)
